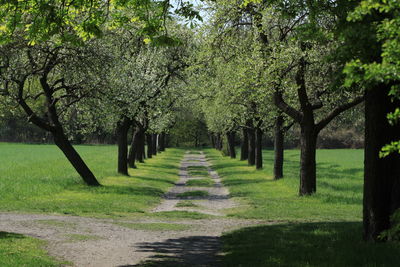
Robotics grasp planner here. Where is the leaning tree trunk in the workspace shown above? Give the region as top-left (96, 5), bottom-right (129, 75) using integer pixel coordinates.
top-left (248, 127), bottom-right (256, 166)
top-left (227, 131), bottom-right (236, 159)
top-left (240, 128), bottom-right (249, 161)
top-left (274, 115), bottom-right (284, 179)
top-left (152, 133), bottom-right (157, 156)
top-left (255, 127), bottom-right (263, 170)
top-left (53, 131), bottom-right (100, 186)
top-left (146, 133), bottom-right (153, 158)
top-left (116, 117), bottom-right (131, 176)
top-left (299, 122), bottom-right (318, 196)
top-left (364, 84), bottom-right (400, 241)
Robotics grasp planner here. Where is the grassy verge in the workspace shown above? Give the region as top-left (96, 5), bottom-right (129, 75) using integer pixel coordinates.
top-left (0, 143), bottom-right (184, 218)
top-left (0, 232), bottom-right (65, 267)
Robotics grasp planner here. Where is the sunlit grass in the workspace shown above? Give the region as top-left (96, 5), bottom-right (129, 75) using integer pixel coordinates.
top-left (204, 148), bottom-right (363, 222)
top-left (0, 143), bottom-right (184, 218)
top-left (0, 232), bottom-right (65, 267)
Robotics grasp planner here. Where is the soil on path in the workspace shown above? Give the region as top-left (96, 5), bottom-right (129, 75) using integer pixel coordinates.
top-left (0, 151), bottom-right (267, 267)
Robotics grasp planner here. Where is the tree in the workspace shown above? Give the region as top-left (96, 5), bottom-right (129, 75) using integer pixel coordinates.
top-left (0, 39), bottom-right (108, 185)
top-left (343, 0), bottom-right (400, 241)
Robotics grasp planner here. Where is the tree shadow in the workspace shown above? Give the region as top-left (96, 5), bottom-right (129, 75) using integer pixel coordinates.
top-left (120, 236), bottom-right (220, 267)
top-left (0, 231), bottom-right (25, 239)
top-left (221, 222), bottom-right (400, 267)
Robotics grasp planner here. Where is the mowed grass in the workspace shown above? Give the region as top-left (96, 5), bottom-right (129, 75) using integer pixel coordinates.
top-left (0, 232), bottom-right (65, 267)
top-left (0, 143), bottom-right (184, 217)
top-left (205, 148), bottom-right (400, 266)
top-left (204, 148), bottom-right (363, 222)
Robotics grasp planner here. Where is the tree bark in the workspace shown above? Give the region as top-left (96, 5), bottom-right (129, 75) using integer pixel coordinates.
top-left (227, 131), bottom-right (236, 158)
top-left (240, 128), bottom-right (249, 161)
top-left (210, 134), bottom-right (216, 149)
top-left (299, 122), bottom-right (318, 195)
top-left (53, 132), bottom-right (100, 186)
top-left (136, 129), bottom-right (145, 162)
top-left (146, 133), bottom-right (153, 158)
top-left (255, 127), bottom-right (263, 169)
top-left (274, 115), bottom-right (284, 179)
top-left (159, 132), bottom-right (166, 152)
top-left (248, 127), bottom-right (256, 166)
top-left (128, 127), bottom-right (139, 168)
top-left (152, 133), bottom-right (158, 156)
top-left (364, 84), bottom-right (400, 241)
top-left (116, 116), bottom-right (131, 176)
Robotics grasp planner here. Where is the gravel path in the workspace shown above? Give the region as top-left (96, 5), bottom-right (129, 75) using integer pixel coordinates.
top-left (0, 151), bottom-right (268, 267)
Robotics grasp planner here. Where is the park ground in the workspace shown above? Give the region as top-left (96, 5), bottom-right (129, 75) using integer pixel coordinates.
top-left (1, 143), bottom-right (400, 266)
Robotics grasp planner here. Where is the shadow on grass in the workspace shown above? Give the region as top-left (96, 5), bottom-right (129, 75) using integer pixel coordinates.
top-left (221, 222), bottom-right (400, 267)
top-left (0, 232), bottom-right (24, 239)
top-left (123, 236), bottom-right (220, 267)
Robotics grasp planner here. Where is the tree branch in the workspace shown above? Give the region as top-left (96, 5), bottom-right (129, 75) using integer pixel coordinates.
top-left (274, 91), bottom-right (302, 123)
top-left (316, 95), bottom-right (365, 132)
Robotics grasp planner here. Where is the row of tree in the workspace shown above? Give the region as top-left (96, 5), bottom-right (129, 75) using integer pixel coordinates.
top-left (187, 0), bottom-right (400, 242)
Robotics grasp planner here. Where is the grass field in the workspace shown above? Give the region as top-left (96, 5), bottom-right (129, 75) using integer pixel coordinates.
top-left (204, 148), bottom-right (400, 266)
top-left (0, 143), bottom-right (184, 218)
top-left (204, 148), bottom-right (363, 222)
top-left (2, 143), bottom-right (400, 266)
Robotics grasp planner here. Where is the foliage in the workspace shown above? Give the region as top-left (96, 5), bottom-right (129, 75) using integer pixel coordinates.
top-left (379, 209), bottom-right (400, 241)
top-left (346, 1), bottom-right (400, 156)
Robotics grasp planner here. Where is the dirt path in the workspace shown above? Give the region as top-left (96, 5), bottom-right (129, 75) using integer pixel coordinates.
top-left (0, 151), bottom-right (267, 267)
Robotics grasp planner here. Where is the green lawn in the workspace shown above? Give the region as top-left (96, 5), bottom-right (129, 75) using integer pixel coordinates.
top-left (204, 148), bottom-right (363, 222)
top-left (0, 232), bottom-right (65, 267)
top-left (0, 143), bottom-right (184, 218)
top-left (204, 148), bottom-right (400, 266)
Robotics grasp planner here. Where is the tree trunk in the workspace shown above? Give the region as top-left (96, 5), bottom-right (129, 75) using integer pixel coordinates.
top-left (152, 133), bottom-right (157, 156)
top-left (215, 133), bottom-right (222, 150)
top-left (116, 117), bottom-right (131, 176)
top-left (240, 128), bottom-right (249, 161)
top-left (299, 123), bottom-right (318, 195)
top-left (210, 134), bottom-right (216, 149)
top-left (255, 127), bottom-right (263, 169)
top-left (364, 84), bottom-right (400, 241)
top-left (53, 132), bottom-right (100, 186)
top-left (227, 131), bottom-right (236, 158)
top-left (248, 127), bottom-right (256, 166)
top-left (128, 127), bottom-right (139, 168)
top-left (274, 115), bottom-right (284, 179)
top-left (136, 130), bottom-right (145, 162)
top-left (146, 133), bottom-right (153, 158)
top-left (159, 132), bottom-right (166, 152)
